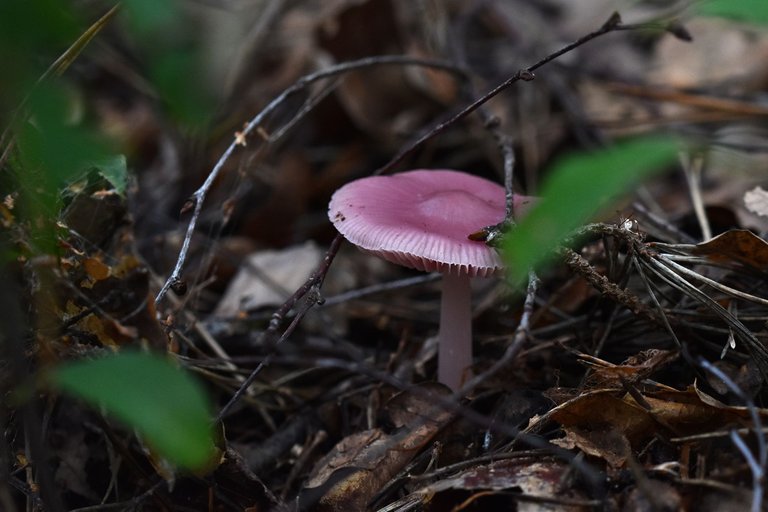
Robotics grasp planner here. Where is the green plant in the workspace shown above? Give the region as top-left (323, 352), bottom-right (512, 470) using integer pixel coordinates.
top-left (2, 0), bottom-right (218, 473)
top-left (698, 0), bottom-right (768, 24)
top-left (503, 137), bottom-right (678, 283)
top-left (50, 351), bottom-right (217, 470)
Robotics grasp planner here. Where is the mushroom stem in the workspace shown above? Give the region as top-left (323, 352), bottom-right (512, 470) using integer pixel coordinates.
top-left (438, 272), bottom-right (472, 390)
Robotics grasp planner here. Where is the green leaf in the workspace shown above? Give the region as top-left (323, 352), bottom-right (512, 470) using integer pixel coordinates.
top-left (697, 0), bottom-right (768, 24)
top-left (18, 83), bottom-right (111, 187)
top-left (120, 0), bottom-right (215, 128)
top-left (0, 0), bottom-right (81, 90)
top-left (503, 137), bottom-right (678, 283)
top-left (15, 82), bottom-right (114, 253)
top-left (121, 0), bottom-right (178, 37)
top-left (149, 51), bottom-right (215, 128)
top-left (50, 351), bottom-right (217, 470)
top-left (91, 154), bottom-right (128, 196)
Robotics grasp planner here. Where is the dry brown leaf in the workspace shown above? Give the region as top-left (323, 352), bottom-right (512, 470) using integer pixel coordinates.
top-left (545, 384), bottom-right (768, 465)
top-left (578, 349), bottom-right (679, 389)
top-left (547, 390), bottom-right (655, 448)
top-left (690, 229), bottom-right (768, 271)
top-left (214, 241), bottom-right (323, 317)
top-left (300, 384), bottom-right (453, 511)
top-left (640, 391), bottom-right (736, 437)
top-left (81, 314), bottom-right (138, 348)
top-left (77, 255), bottom-right (167, 349)
top-left (417, 458), bottom-right (587, 512)
top-left (62, 180), bottom-right (127, 250)
top-left (552, 426), bottom-right (631, 469)
top-left (83, 256), bottom-right (110, 281)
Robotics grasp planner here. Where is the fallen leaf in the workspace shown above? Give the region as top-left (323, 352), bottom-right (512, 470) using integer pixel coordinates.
top-left (300, 383), bottom-right (454, 511)
top-left (75, 255), bottom-right (168, 349)
top-left (690, 229), bottom-right (768, 271)
top-left (62, 173), bottom-right (128, 250)
top-left (578, 349), bottom-right (679, 389)
top-left (83, 256), bottom-right (110, 281)
top-left (545, 390), bottom-right (655, 449)
top-left (542, 384), bottom-right (768, 468)
top-left (552, 426), bottom-right (631, 469)
top-left (416, 458), bottom-right (587, 512)
top-left (215, 241), bottom-right (323, 317)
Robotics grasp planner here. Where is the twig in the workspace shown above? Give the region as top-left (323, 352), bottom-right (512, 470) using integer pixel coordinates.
top-left (605, 81), bottom-right (768, 117)
top-left (155, 56), bottom-right (471, 305)
top-left (320, 274), bottom-right (441, 307)
top-left (561, 246), bottom-right (660, 324)
top-left (215, 235), bottom-right (342, 421)
top-left (300, 355), bottom-right (605, 493)
top-left (660, 255), bottom-right (768, 307)
top-left (173, 81), bottom-right (340, 304)
top-left (639, 256), bottom-right (768, 378)
top-left (212, 12), bottom-right (634, 423)
top-left (450, 12), bottom-right (518, 218)
top-left (679, 151), bottom-right (711, 241)
top-left (698, 358), bottom-right (766, 512)
top-left (631, 254), bottom-right (682, 347)
top-left (672, 427), bottom-right (768, 443)
top-left (373, 12), bottom-right (626, 179)
top-left (459, 270), bottom-right (539, 396)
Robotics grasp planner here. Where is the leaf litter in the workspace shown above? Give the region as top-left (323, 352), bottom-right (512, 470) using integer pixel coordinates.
top-left (4, 1), bottom-right (768, 511)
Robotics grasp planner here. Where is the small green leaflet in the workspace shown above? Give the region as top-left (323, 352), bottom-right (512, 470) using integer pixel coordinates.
top-left (698, 0), bottom-right (768, 24)
top-left (91, 154), bottom-right (127, 196)
top-left (503, 137), bottom-right (678, 284)
top-left (51, 351), bottom-right (217, 470)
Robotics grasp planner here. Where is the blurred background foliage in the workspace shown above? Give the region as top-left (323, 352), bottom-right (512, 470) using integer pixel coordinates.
top-left (0, 0), bottom-right (220, 473)
top-left (1, 0), bottom-right (216, 253)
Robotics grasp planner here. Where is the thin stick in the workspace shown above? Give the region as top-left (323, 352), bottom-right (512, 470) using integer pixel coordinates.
top-left (320, 274), bottom-right (440, 307)
top-left (215, 235), bottom-right (342, 421)
top-left (155, 55), bottom-right (471, 305)
top-left (660, 255), bottom-right (768, 307)
top-left (698, 358), bottom-right (766, 512)
top-left (212, 12), bottom-right (632, 421)
top-left (641, 255), bottom-right (768, 378)
top-left (372, 12), bottom-right (626, 179)
top-left (459, 270), bottom-right (539, 396)
top-left (605, 81), bottom-right (768, 117)
top-left (679, 151), bottom-right (711, 241)
top-left (450, 12), bottom-right (518, 219)
top-left (296, 354), bottom-right (604, 492)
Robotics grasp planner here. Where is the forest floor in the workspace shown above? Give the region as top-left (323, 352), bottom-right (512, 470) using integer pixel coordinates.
top-left (4, 1), bottom-right (768, 511)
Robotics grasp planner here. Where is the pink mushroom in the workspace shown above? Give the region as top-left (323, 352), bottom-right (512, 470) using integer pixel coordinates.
top-left (328, 169), bottom-right (534, 390)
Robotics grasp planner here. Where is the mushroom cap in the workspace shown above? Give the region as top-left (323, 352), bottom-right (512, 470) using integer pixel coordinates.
top-left (329, 169), bottom-right (511, 277)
